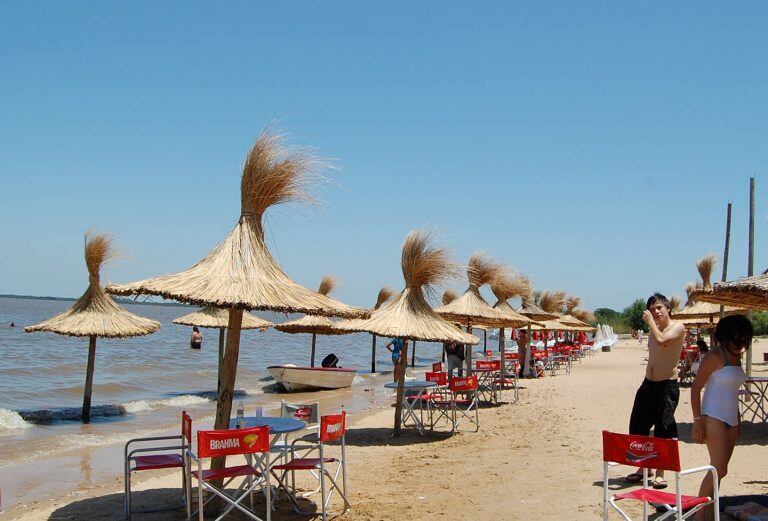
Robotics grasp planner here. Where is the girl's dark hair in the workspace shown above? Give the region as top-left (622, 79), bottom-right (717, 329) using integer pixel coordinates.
top-left (192, 326), bottom-right (200, 333)
top-left (714, 314), bottom-right (752, 355)
top-left (695, 339), bottom-right (709, 353)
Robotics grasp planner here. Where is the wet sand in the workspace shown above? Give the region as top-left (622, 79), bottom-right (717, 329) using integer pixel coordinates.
top-left (5, 338), bottom-right (768, 520)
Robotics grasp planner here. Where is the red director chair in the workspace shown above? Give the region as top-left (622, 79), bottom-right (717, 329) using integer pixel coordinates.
top-left (602, 431), bottom-right (719, 520)
top-left (271, 412), bottom-right (349, 521)
top-left (186, 425), bottom-right (272, 521)
top-left (431, 375), bottom-right (479, 433)
top-left (124, 410), bottom-right (191, 519)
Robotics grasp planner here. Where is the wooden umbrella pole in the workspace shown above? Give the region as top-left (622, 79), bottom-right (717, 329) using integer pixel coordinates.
top-left (411, 340), bottom-right (416, 367)
top-left (466, 319), bottom-right (474, 375)
top-left (217, 327), bottom-right (225, 396)
top-left (720, 202), bottom-right (732, 320)
top-left (311, 333), bottom-right (317, 367)
top-left (82, 335), bottom-right (97, 422)
top-left (499, 327), bottom-right (506, 382)
top-left (747, 177), bottom-right (755, 377)
top-left (484, 329), bottom-right (487, 351)
top-left (211, 308), bottom-right (244, 485)
top-left (371, 335), bottom-right (377, 373)
top-left (393, 338), bottom-right (410, 437)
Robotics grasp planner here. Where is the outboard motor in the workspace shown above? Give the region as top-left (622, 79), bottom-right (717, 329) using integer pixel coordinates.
top-left (321, 353), bottom-right (339, 368)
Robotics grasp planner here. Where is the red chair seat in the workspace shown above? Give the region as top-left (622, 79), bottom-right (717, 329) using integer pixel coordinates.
top-left (615, 488), bottom-right (710, 510)
top-left (272, 457), bottom-right (336, 471)
top-left (191, 464), bottom-right (259, 482)
top-left (131, 454), bottom-right (184, 471)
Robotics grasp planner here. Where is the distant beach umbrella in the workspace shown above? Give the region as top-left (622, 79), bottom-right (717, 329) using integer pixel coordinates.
top-left (26, 232), bottom-right (160, 421)
top-left (435, 253), bottom-right (532, 374)
top-left (275, 276), bottom-right (353, 367)
top-left (334, 229), bottom-right (479, 436)
top-left (173, 307), bottom-right (272, 394)
top-left (674, 254), bottom-right (746, 320)
top-left (106, 129), bottom-right (367, 465)
top-left (517, 297), bottom-right (559, 322)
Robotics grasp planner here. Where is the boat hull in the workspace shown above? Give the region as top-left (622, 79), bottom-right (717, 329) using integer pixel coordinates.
top-left (267, 365), bottom-right (356, 392)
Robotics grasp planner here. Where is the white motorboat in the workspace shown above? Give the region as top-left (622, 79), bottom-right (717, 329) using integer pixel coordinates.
top-left (267, 364), bottom-right (356, 392)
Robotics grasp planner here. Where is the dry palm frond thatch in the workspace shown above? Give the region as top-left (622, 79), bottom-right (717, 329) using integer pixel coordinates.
top-left (675, 255), bottom-right (746, 319)
top-left (106, 130), bottom-right (365, 319)
top-left (571, 308), bottom-right (595, 324)
top-left (690, 269), bottom-right (768, 312)
top-left (697, 253), bottom-right (717, 290)
top-left (375, 287), bottom-right (395, 310)
top-left (334, 229), bottom-right (478, 344)
top-left (27, 232), bottom-right (161, 339)
top-left (518, 284), bottom-right (559, 321)
top-left (565, 296), bottom-right (582, 313)
top-left (669, 295), bottom-right (682, 313)
top-left (539, 290), bottom-right (566, 315)
top-left (275, 275), bottom-right (350, 336)
top-left (173, 307), bottom-right (273, 330)
top-left (25, 231), bottom-right (160, 421)
top-left (435, 253), bottom-right (528, 327)
top-left (442, 288), bottom-right (459, 306)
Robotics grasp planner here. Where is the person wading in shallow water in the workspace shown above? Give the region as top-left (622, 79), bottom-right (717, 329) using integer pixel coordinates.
top-left (190, 326), bottom-right (202, 349)
top-left (625, 292), bottom-right (685, 489)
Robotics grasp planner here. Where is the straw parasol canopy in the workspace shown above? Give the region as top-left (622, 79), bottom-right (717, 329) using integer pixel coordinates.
top-left (434, 253), bottom-right (530, 373)
top-left (556, 313), bottom-right (596, 330)
top-left (173, 307), bottom-right (272, 394)
top-left (333, 229), bottom-right (478, 435)
top-left (26, 232), bottom-right (160, 421)
top-left (106, 130), bottom-right (367, 454)
top-left (173, 307), bottom-right (273, 330)
top-left (673, 254), bottom-right (746, 320)
top-left (690, 269), bottom-right (768, 312)
top-left (529, 319), bottom-right (587, 332)
top-left (275, 276), bottom-right (352, 367)
top-left (517, 295), bottom-right (559, 321)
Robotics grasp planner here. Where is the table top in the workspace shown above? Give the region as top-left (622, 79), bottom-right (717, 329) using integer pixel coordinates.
top-left (384, 380), bottom-right (437, 390)
top-left (229, 416), bottom-right (306, 433)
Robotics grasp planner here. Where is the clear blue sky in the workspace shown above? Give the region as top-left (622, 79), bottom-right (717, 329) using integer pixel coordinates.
top-left (1, 2), bottom-right (766, 311)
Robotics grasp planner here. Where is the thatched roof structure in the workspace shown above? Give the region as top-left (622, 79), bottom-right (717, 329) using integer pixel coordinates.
top-left (173, 307), bottom-right (272, 330)
top-left (106, 131), bottom-right (365, 319)
top-left (275, 276), bottom-right (350, 335)
top-left (26, 233), bottom-right (160, 339)
top-left (678, 316), bottom-right (719, 330)
top-left (690, 271), bottom-right (768, 312)
top-left (334, 230), bottom-right (478, 344)
top-left (482, 275), bottom-right (537, 328)
top-left (434, 253), bottom-right (526, 327)
top-left (374, 287), bottom-right (396, 310)
top-left (529, 319), bottom-right (587, 332)
top-left (517, 297), bottom-right (559, 321)
top-left (556, 313), bottom-right (594, 329)
top-left (675, 253), bottom-right (746, 319)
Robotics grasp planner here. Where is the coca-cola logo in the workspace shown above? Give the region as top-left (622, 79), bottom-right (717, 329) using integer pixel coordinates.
top-left (629, 441), bottom-right (654, 452)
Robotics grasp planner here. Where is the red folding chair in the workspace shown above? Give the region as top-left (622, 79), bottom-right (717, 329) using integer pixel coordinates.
top-left (431, 375), bottom-right (479, 433)
top-left (475, 359), bottom-right (501, 403)
top-left (602, 431), bottom-right (719, 520)
top-left (124, 410), bottom-right (190, 519)
top-left (271, 412), bottom-right (349, 521)
top-left (186, 425), bottom-right (271, 521)
top-left (432, 361), bottom-right (443, 372)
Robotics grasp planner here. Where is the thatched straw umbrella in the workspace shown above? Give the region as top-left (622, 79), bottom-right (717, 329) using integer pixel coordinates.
top-left (517, 296), bottom-right (559, 322)
top-left (674, 255), bottom-right (746, 321)
top-left (106, 130), bottom-right (366, 458)
top-left (173, 307), bottom-right (272, 394)
top-left (26, 232), bottom-right (160, 421)
top-left (487, 274), bottom-right (538, 382)
top-left (274, 275), bottom-right (353, 367)
top-left (368, 287), bottom-right (396, 373)
top-left (690, 269), bottom-right (768, 311)
top-left (334, 229), bottom-right (478, 436)
top-left (434, 253), bottom-right (529, 374)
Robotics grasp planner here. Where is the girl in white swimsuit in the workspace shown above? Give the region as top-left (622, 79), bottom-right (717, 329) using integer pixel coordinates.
top-left (691, 314), bottom-right (752, 521)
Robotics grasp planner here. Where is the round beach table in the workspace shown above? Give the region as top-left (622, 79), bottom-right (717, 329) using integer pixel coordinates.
top-left (384, 381), bottom-right (437, 435)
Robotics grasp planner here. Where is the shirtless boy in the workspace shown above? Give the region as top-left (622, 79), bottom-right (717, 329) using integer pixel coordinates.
top-left (626, 292), bottom-right (685, 489)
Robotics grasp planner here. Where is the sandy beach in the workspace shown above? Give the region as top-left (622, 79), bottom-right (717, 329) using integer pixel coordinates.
top-left (4, 337), bottom-right (768, 520)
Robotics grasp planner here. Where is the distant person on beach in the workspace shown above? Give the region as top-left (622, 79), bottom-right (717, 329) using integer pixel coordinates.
top-left (517, 329), bottom-right (532, 378)
top-left (626, 293), bottom-right (685, 489)
top-left (443, 341), bottom-right (464, 379)
top-left (189, 326), bottom-right (202, 349)
top-left (637, 328), bottom-right (644, 345)
top-left (385, 338), bottom-right (408, 382)
top-left (696, 339), bottom-right (709, 353)
top-left (690, 314), bottom-right (750, 521)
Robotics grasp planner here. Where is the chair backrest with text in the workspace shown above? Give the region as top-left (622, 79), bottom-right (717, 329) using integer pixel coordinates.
top-left (476, 359), bottom-right (500, 371)
top-left (320, 411), bottom-right (347, 443)
top-left (449, 375), bottom-right (478, 393)
top-left (197, 426), bottom-right (270, 459)
top-left (425, 371), bottom-right (447, 386)
top-left (602, 431), bottom-right (680, 472)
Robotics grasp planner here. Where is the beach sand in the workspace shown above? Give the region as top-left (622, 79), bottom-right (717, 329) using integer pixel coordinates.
top-left (5, 338), bottom-right (768, 520)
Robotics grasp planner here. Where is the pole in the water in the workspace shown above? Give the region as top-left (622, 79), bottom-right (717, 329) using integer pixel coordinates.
top-left (410, 340), bottom-right (416, 367)
top-left (310, 333), bottom-right (317, 367)
top-left (82, 334), bottom-right (97, 422)
top-left (371, 335), bottom-right (377, 373)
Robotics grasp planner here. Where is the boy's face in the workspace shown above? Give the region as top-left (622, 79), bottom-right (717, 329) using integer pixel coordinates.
top-left (648, 302), bottom-right (670, 322)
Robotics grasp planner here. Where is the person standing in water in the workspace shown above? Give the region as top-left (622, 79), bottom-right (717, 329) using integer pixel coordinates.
top-left (626, 292), bottom-right (685, 489)
top-left (190, 326), bottom-right (202, 349)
